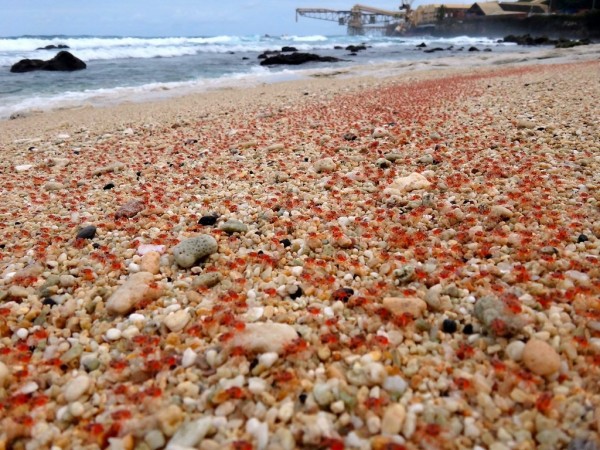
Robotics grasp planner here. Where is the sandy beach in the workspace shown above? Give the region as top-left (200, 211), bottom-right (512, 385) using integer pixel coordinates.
top-left (0, 44), bottom-right (599, 450)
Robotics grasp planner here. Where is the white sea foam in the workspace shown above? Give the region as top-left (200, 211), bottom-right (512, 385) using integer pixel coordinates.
top-left (0, 65), bottom-right (303, 119)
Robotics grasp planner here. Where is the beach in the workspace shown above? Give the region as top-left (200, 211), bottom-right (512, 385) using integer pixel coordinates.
top-left (0, 45), bottom-right (599, 450)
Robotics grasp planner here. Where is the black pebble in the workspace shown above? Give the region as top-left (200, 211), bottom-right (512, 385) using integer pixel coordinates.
top-left (92, 243), bottom-right (100, 249)
top-left (198, 215), bottom-right (218, 226)
top-left (442, 319), bottom-right (458, 333)
top-left (103, 182), bottom-right (115, 190)
top-left (462, 324), bottom-right (474, 335)
top-left (299, 393), bottom-right (307, 403)
top-left (289, 286), bottom-right (303, 300)
top-left (76, 225), bottom-right (96, 240)
top-left (42, 297), bottom-right (57, 307)
top-left (280, 238), bottom-right (291, 247)
top-left (577, 234), bottom-right (589, 243)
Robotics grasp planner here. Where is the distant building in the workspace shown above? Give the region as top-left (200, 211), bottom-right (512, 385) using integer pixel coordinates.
top-left (412, 3), bottom-right (471, 26)
top-left (499, 0), bottom-right (549, 13)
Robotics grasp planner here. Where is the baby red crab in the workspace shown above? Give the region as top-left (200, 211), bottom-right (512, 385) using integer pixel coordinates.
top-left (331, 288), bottom-right (354, 303)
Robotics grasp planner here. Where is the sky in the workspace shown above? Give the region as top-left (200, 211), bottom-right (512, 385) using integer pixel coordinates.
top-left (0, 0), bottom-right (418, 37)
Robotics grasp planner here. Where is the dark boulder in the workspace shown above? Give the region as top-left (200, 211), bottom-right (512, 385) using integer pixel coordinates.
top-left (43, 51), bottom-right (86, 71)
top-left (334, 45), bottom-right (344, 50)
top-left (260, 52), bottom-right (343, 66)
top-left (36, 44), bottom-right (70, 50)
top-left (416, 42), bottom-right (427, 48)
top-left (281, 46), bottom-right (298, 52)
top-left (468, 46), bottom-right (480, 52)
top-left (257, 50), bottom-right (280, 59)
top-left (423, 47), bottom-right (444, 53)
top-left (10, 51), bottom-right (86, 73)
top-left (345, 44), bottom-right (367, 52)
top-left (10, 59), bottom-right (46, 73)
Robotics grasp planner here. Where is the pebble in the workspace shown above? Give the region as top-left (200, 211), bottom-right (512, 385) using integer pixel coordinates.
top-left (63, 374), bottom-right (91, 402)
top-left (382, 375), bottom-right (407, 394)
top-left (140, 251), bottom-right (161, 274)
top-left (172, 235), bottom-right (218, 268)
top-left (181, 348), bottom-right (197, 368)
top-left (166, 417), bottom-right (213, 449)
top-left (442, 318), bottom-right (458, 333)
top-left (93, 162), bottom-right (125, 176)
top-left (220, 219), bottom-right (248, 234)
top-left (258, 352), bottom-right (279, 368)
top-left (76, 225), bottom-right (97, 240)
top-left (145, 430), bottom-right (166, 450)
top-left (382, 296), bottom-right (427, 318)
top-left (192, 272), bottom-right (221, 288)
top-left (106, 271), bottom-right (162, 315)
top-left (137, 244), bottom-right (166, 255)
top-left (43, 181), bottom-right (65, 191)
top-left (490, 205), bottom-right (514, 219)
top-left (15, 164), bottom-right (33, 171)
top-left (164, 309), bottom-right (191, 332)
top-left (522, 339), bottom-right (561, 376)
top-left (105, 328), bottom-right (122, 341)
top-left (115, 199), bottom-right (144, 219)
top-left (384, 172), bottom-right (431, 195)
top-left (198, 214), bottom-right (218, 226)
top-left (0, 361), bottom-right (9, 387)
top-left (381, 403), bottom-right (406, 434)
top-left (230, 322), bottom-right (298, 354)
top-left (505, 340), bottom-right (526, 361)
top-left (314, 157), bottom-right (336, 173)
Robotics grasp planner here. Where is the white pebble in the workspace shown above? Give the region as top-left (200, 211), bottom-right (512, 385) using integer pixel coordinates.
top-left (63, 374), bottom-right (91, 402)
top-left (506, 340), bottom-right (525, 361)
top-left (16, 328), bottom-right (29, 340)
top-left (248, 377), bottom-right (267, 394)
top-left (291, 266), bottom-right (303, 276)
top-left (105, 328), bottom-right (122, 341)
top-left (128, 313), bottom-right (146, 322)
top-left (383, 375), bottom-right (407, 394)
top-left (246, 418), bottom-right (269, 450)
top-left (182, 348), bottom-right (197, 368)
top-left (259, 352), bottom-right (279, 368)
top-left (19, 381), bottom-right (39, 395)
top-left (69, 401), bottom-right (85, 417)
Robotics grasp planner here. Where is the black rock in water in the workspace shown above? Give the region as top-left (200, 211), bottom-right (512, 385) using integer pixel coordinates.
top-left (424, 47), bottom-right (444, 53)
top-left (76, 225), bottom-right (97, 240)
top-left (345, 44), bottom-right (367, 52)
top-left (10, 51), bottom-right (86, 73)
top-left (468, 46), bottom-right (480, 52)
top-left (260, 52), bottom-right (343, 66)
top-left (281, 46), bottom-right (298, 52)
top-left (36, 44), bottom-right (70, 50)
top-left (10, 59), bottom-right (46, 73)
top-left (416, 42), bottom-right (427, 48)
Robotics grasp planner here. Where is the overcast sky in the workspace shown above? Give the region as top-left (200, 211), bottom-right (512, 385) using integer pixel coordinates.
top-left (0, 0), bottom-right (421, 37)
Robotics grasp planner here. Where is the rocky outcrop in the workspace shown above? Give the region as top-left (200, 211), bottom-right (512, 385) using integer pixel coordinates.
top-left (281, 46), bottom-right (298, 52)
top-left (260, 53), bottom-right (343, 66)
top-left (10, 51), bottom-right (86, 73)
top-left (503, 34), bottom-right (590, 48)
top-left (36, 44), bottom-right (70, 50)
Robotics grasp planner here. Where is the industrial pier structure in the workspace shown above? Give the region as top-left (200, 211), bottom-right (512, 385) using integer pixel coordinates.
top-left (296, 4), bottom-right (410, 35)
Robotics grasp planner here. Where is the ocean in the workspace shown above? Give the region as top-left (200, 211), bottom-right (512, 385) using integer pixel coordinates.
top-left (0, 34), bottom-right (524, 119)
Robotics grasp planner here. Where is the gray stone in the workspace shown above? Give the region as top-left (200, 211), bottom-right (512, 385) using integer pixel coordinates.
top-left (172, 235), bottom-right (218, 268)
top-left (220, 219), bottom-right (248, 234)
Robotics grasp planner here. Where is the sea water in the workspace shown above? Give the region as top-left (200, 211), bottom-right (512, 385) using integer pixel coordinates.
top-left (0, 34), bottom-right (521, 119)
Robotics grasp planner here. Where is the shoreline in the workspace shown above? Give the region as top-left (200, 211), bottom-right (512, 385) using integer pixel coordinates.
top-left (1, 42), bottom-right (599, 139)
top-left (0, 47), bottom-right (599, 449)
